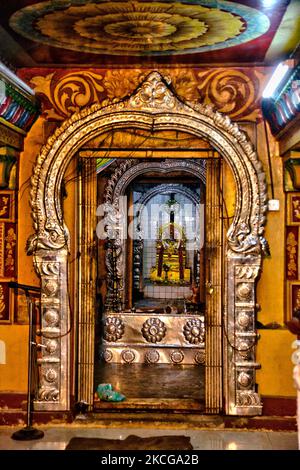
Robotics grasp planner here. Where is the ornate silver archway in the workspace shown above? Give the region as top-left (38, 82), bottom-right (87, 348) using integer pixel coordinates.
top-left (27, 71), bottom-right (267, 415)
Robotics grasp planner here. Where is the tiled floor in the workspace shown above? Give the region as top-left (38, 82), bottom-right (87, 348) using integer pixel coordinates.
top-left (0, 426), bottom-right (298, 450)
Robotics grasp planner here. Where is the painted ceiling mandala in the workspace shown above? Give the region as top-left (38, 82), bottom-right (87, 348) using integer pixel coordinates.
top-left (9, 0), bottom-right (270, 56)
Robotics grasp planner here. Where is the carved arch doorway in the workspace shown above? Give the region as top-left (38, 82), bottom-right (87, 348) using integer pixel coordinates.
top-left (28, 72), bottom-right (267, 416)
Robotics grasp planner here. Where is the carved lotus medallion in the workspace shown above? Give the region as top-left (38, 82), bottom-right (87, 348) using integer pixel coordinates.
top-left (183, 319), bottom-right (205, 344)
top-left (142, 318), bottom-right (166, 343)
top-left (104, 317), bottom-right (125, 342)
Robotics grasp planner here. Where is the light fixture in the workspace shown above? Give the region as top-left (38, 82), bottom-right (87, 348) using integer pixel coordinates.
top-left (227, 442), bottom-right (238, 450)
top-left (261, 0), bottom-right (277, 7)
top-left (262, 62), bottom-right (289, 98)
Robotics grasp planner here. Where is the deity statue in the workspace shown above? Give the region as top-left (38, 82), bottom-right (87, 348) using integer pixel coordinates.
top-left (149, 221), bottom-right (191, 284)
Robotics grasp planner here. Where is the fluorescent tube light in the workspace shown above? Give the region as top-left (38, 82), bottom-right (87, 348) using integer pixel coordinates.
top-left (262, 62), bottom-right (289, 98)
top-left (262, 0), bottom-right (276, 6)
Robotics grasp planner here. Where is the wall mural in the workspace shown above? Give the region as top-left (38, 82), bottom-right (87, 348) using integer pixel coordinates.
top-left (286, 226), bottom-right (298, 281)
top-left (19, 67), bottom-right (266, 122)
top-left (0, 192), bottom-right (14, 222)
top-left (0, 191), bottom-right (16, 324)
top-left (10, 1), bottom-right (270, 57)
top-left (286, 191), bottom-right (300, 321)
top-left (0, 283), bottom-right (11, 323)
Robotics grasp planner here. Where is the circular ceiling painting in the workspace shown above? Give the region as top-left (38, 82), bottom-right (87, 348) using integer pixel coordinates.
top-left (9, 0), bottom-right (270, 56)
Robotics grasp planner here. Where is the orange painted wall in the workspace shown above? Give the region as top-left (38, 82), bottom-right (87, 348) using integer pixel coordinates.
top-left (0, 326), bottom-right (28, 392)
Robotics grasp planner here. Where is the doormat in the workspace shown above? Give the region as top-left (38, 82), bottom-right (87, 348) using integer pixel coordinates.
top-left (65, 435), bottom-right (193, 450)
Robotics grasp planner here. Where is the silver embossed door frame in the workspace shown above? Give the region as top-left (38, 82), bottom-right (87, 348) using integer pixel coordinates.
top-left (27, 72), bottom-right (267, 414)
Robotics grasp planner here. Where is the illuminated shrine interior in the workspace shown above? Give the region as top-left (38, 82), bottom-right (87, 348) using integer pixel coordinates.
top-left (129, 178), bottom-right (203, 308)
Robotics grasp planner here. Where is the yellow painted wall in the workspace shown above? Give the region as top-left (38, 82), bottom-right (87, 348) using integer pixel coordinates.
top-left (257, 330), bottom-right (296, 397)
top-left (0, 67), bottom-right (296, 404)
top-left (252, 122), bottom-right (291, 396)
top-left (0, 326), bottom-right (28, 392)
top-left (256, 121), bottom-right (285, 326)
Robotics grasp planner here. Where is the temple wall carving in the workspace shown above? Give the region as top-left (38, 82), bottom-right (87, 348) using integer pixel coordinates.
top-left (19, 67), bottom-right (267, 123)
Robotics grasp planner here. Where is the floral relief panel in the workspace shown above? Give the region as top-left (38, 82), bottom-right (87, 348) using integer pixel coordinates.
top-left (286, 192), bottom-right (300, 321)
top-left (0, 190), bottom-right (16, 324)
top-left (18, 67), bottom-right (267, 123)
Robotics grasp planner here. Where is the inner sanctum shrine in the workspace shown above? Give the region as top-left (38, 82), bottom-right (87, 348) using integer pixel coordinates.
top-left (0, 0), bottom-right (300, 451)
